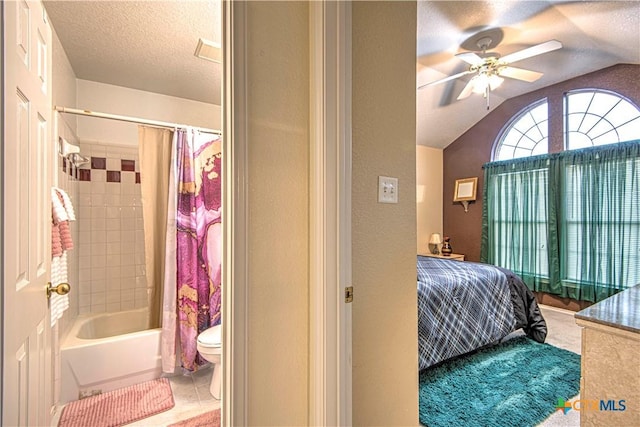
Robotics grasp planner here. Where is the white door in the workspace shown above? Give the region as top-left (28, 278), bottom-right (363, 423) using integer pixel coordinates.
top-left (2, 0), bottom-right (54, 425)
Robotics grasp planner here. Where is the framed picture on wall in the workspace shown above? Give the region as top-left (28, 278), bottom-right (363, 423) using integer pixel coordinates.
top-left (453, 177), bottom-right (478, 202)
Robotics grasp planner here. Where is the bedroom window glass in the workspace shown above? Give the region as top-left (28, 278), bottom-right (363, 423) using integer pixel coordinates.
top-left (565, 89), bottom-right (640, 150)
top-left (494, 100), bottom-right (548, 160)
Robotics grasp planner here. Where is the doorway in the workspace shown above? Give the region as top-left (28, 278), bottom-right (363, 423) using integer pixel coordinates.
top-left (2, 0), bottom-right (225, 424)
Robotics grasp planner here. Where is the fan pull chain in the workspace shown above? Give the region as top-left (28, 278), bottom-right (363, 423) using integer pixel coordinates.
top-left (485, 86), bottom-right (490, 110)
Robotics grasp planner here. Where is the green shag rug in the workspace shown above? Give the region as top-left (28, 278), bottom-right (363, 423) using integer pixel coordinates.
top-left (419, 335), bottom-right (581, 427)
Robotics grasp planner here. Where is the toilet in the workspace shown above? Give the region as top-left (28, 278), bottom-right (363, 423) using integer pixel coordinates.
top-left (196, 324), bottom-right (222, 399)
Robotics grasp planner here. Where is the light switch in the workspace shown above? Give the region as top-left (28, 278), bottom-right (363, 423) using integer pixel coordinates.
top-left (378, 176), bottom-right (398, 204)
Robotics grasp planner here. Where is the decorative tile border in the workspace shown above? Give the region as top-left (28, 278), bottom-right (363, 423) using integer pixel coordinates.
top-left (78, 157), bottom-right (140, 183)
top-left (122, 159), bottom-right (135, 171)
top-left (61, 157), bottom-right (80, 180)
top-left (107, 171), bottom-right (121, 183)
top-left (91, 157), bottom-right (106, 169)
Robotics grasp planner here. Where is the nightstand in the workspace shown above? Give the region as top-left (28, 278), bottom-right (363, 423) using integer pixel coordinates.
top-left (418, 252), bottom-right (465, 261)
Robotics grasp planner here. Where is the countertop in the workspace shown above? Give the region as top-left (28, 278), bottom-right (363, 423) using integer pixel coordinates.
top-left (575, 284), bottom-right (640, 334)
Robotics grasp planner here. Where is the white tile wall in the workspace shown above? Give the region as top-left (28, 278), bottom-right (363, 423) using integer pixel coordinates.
top-left (78, 141), bottom-right (147, 314)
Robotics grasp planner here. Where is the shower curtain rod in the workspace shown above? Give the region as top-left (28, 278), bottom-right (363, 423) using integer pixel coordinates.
top-left (54, 106), bottom-right (222, 135)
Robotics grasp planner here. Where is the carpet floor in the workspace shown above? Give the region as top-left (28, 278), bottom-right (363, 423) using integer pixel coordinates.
top-left (58, 378), bottom-right (175, 427)
top-left (419, 336), bottom-right (581, 427)
top-left (168, 409), bottom-right (221, 427)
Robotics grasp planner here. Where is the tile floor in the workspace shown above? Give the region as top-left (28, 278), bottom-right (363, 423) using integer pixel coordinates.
top-left (52, 364), bottom-right (220, 426)
top-left (129, 365), bottom-right (220, 426)
top-left (537, 304), bottom-right (582, 427)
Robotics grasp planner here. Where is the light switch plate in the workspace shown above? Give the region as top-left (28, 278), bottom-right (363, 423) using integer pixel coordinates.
top-left (378, 176), bottom-right (398, 203)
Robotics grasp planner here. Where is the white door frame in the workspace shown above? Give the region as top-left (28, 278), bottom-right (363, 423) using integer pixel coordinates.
top-left (221, 1), bottom-right (352, 425)
top-left (221, 1), bottom-right (248, 426)
top-left (309, 1), bottom-right (353, 425)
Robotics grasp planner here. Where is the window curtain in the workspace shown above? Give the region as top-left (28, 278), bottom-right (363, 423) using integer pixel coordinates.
top-left (175, 128), bottom-right (223, 371)
top-left (480, 155), bottom-right (559, 292)
top-left (481, 140), bottom-right (640, 302)
top-left (557, 142), bottom-right (640, 301)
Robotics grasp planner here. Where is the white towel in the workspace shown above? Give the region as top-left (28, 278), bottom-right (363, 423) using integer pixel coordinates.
top-left (50, 187), bottom-right (75, 328)
top-left (50, 253), bottom-right (69, 327)
top-left (54, 187), bottom-right (76, 221)
top-left (51, 188), bottom-right (69, 223)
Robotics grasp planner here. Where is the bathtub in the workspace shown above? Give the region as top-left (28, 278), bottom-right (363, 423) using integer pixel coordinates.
top-left (60, 308), bottom-right (162, 403)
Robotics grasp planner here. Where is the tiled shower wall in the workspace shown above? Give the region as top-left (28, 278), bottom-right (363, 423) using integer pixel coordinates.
top-left (77, 141), bottom-right (147, 314)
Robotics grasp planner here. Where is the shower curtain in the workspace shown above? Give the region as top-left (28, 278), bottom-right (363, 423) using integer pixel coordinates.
top-left (139, 126), bottom-right (222, 372)
top-left (174, 128), bottom-right (222, 371)
top-left (138, 126), bottom-right (173, 330)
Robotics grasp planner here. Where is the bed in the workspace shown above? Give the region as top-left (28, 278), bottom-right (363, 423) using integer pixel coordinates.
top-left (417, 255), bottom-right (547, 370)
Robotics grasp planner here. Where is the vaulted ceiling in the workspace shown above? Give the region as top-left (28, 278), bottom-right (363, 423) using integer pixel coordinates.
top-left (416, 1), bottom-right (640, 148)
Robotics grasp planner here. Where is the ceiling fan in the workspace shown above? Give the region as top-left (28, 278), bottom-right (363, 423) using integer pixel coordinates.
top-left (419, 33), bottom-right (562, 109)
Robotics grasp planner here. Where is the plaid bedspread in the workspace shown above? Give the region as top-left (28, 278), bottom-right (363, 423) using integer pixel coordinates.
top-left (417, 256), bottom-right (516, 370)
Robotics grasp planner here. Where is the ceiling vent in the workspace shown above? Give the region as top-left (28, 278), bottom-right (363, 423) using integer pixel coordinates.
top-left (195, 38), bottom-right (221, 63)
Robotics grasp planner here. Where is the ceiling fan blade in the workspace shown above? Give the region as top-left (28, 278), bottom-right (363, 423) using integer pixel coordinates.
top-left (418, 70), bottom-right (473, 90)
top-left (500, 40), bottom-right (562, 64)
top-left (455, 52), bottom-right (484, 66)
top-left (498, 66), bottom-right (544, 82)
top-left (456, 79), bottom-right (476, 100)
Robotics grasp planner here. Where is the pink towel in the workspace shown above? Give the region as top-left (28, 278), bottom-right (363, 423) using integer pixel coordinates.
top-left (52, 222), bottom-right (63, 257)
top-left (59, 221), bottom-right (73, 251)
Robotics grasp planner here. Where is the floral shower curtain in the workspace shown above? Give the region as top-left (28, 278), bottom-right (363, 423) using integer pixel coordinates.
top-left (174, 128), bottom-right (222, 371)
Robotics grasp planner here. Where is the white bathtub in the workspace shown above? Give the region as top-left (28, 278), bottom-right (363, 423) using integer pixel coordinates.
top-left (60, 308), bottom-right (162, 404)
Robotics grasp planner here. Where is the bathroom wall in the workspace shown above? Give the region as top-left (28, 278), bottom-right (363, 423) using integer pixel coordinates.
top-left (52, 23), bottom-right (80, 334)
top-left (76, 79), bottom-right (222, 146)
top-left (76, 141), bottom-right (146, 314)
top-left (51, 24), bottom-right (79, 407)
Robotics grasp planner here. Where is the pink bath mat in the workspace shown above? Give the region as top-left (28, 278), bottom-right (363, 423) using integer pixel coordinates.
top-left (168, 409), bottom-right (220, 427)
top-left (58, 378), bottom-right (174, 427)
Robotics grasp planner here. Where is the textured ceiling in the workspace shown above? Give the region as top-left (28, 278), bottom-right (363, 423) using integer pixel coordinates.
top-left (417, 1), bottom-right (640, 148)
top-left (43, 0), bottom-right (222, 105)
top-left (43, 1), bottom-right (639, 149)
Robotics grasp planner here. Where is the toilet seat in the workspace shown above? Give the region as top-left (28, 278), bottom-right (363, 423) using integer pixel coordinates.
top-left (197, 325), bottom-right (222, 349)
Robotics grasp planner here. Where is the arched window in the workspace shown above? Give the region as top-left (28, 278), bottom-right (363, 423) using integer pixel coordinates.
top-left (493, 99), bottom-right (548, 161)
top-left (485, 87), bottom-right (640, 304)
top-left (565, 89), bottom-right (640, 150)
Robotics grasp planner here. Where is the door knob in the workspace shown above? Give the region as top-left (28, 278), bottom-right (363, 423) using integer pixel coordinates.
top-left (47, 282), bottom-right (71, 299)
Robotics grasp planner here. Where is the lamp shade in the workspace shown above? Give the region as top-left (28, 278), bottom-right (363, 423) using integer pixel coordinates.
top-left (429, 233), bottom-right (442, 245)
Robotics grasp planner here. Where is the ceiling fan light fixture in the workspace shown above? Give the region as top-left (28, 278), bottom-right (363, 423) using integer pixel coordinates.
top-left (488, 74), bottom-right (504, 90)
top-left (471, 72), bottom-right (503, 95)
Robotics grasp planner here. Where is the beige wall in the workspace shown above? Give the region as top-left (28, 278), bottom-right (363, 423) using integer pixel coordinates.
top-left (245, 2), bottom-right (310, 425)
top-left (417, 146), bottom-right (443, 254)
top-left (352, 2), bottom-right (419, 425)
top-left (76, 79), bottom-right (221, 146)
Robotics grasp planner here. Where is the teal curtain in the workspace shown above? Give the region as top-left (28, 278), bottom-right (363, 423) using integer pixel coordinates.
top-left (481, 140), bottom-right (640, 302)
top-left (480, 155), bottom-right (560, 292)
